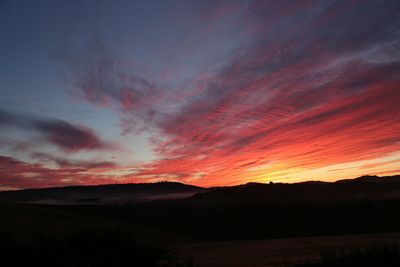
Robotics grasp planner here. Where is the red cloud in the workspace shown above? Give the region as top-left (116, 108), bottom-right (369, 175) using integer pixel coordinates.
top-left (52, 1), bottom-right (400, 187)
top-left (0, 156), bottom-right (120, 190)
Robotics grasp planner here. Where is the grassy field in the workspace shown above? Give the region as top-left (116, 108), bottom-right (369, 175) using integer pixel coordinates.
top-left (176, 233), bottom-right (400, 267)
top-left (1, 198), bottom-right (400, 266)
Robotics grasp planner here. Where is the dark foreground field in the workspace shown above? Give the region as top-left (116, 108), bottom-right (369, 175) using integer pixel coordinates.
top-left (1, 198), bottom-right (400, 266)
top-left (1, 175), bottom-right (400, 266)
top-left (177, 234), bottom-right (400, 267)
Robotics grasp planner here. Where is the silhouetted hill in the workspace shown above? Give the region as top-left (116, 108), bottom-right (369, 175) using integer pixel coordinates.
top-left (188, 175), bottom-right (400, 205)
top-left (0, 182), bottom-right (205, 204)
top-left (1, 175), bottom-right (400, 246)
top-left (335, 174), bottom-right (400, 183)
top-left (1, 175), bottom-right (399, 205)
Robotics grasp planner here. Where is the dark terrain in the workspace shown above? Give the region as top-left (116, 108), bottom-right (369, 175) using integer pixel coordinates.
top-left (1, 175), bottom-right (400, 266)
top-left (0, 181), bottom-right (205, 204)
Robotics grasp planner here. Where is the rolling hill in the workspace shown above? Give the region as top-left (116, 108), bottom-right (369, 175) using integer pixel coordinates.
top-left (187, 175), bottom-right (400, 205)
top-left (0, 182), bottom-right (206, 204)
top-left (0, 175), bottom-right (399, 205)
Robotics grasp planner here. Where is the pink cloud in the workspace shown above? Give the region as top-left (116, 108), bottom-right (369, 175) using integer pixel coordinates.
top-left (47, 1), bottom-right (400, 187)
top-left (0, 155), bottom-right (121, 190)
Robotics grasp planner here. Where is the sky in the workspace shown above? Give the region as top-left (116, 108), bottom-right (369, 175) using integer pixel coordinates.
top-left (0, 0), bottom-right (399, 190)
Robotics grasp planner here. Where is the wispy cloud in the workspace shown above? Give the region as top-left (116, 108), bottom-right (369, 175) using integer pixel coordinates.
top-left (55, 40), bottom-right (168, 134)
top-left (3, 0), bottom-right (399, 189)
top-left (0, 155), bottom-right (121, 190)
top-left (131, 1), bottom-right (400, 185)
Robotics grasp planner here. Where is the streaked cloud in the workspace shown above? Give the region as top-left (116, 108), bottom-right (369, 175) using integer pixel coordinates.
top-left (1, 0), bottom-right (399, 189)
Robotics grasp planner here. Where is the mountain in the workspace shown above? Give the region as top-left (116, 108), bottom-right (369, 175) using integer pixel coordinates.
top-left (0, 182), bottom-right (205, 204)
top-left (187, 175), bottom-right (400, 205)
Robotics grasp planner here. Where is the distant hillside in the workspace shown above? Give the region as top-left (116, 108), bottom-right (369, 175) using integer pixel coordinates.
top-left (335, 175), bottom-right (400, 183)
top-left (187, 175), bottom-right (400, 205)
top-left (1, 175), bottom-right (399, 205)
top-left (0, 182), bottom-right (205, 204)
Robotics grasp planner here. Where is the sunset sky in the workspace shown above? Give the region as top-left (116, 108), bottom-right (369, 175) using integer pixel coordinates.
top-left (1, 0), bottom-right (399, 190)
